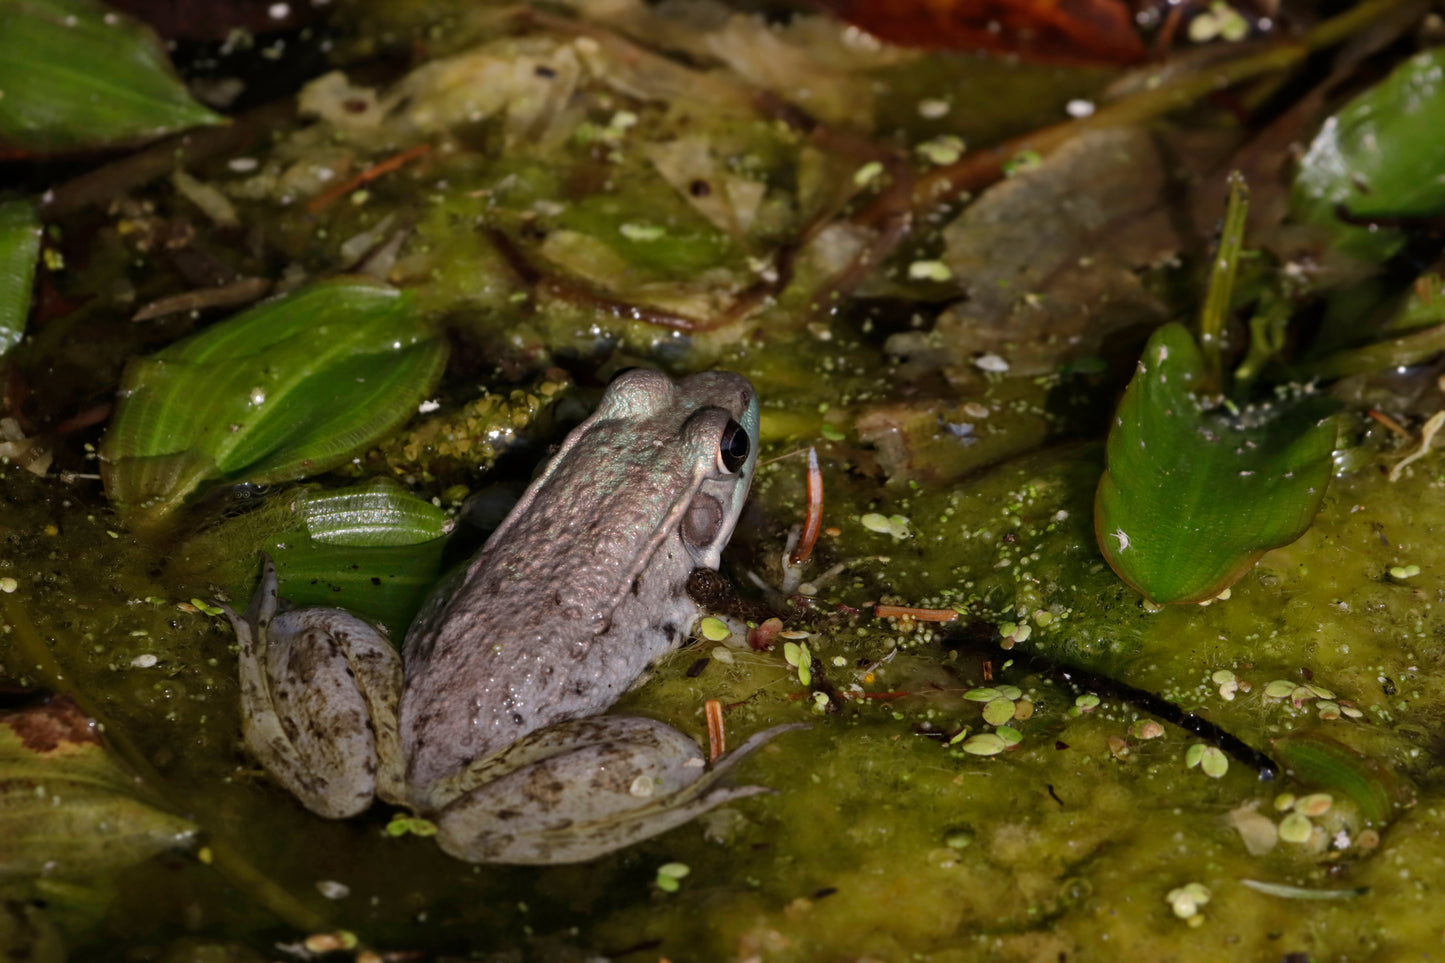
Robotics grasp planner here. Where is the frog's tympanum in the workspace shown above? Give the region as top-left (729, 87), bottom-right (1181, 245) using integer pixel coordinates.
top-left (222, 369), bottom-right (799, 863)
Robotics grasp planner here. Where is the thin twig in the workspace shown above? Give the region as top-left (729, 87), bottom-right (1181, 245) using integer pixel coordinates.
top-left (854, 0), bottom-right (1415, 264)
top-left (306, 143), bottom-right (432, 214)
top-left (1367, 409), bottom-right (1412, 439)
top-left (42, 100), bottom-right (297, 219)
top-left (874, 604), bottom-right (959, 623)
top-left (790, 447), bottom-right (822, 566)
top-left (1199, 172), bottom-right (1250, 393)
top-left (1389, 410), bottom-right (1445, 481)
top-left (704, 699), bottom-right (725, 762)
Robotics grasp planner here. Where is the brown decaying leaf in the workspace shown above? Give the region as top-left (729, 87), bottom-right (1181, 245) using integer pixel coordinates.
top-left (0, 695), bottom-right (101, 754)
top-left (0, 694), bottom-right (196, 877)
top-left (889, 126), bottom-right (1247, 380)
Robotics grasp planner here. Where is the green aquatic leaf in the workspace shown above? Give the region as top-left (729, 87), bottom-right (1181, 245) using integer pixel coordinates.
top-left (1095, 323), bottom-right (1336, 605)
top-left (269, 478), bottom-right (450, 630)
top-left (298, 477), bottom-right (449, 547)
top-left (1302, 273), bottom-right (1445, 379)
top-left (180, 478), bottom-right (451, 633)
top-left (101, 279), bottom-right (448, 531)
top-left (1292, 47), bottom-right (1445, 263)
top-left (0, 696), bottom-right (195, 878)
top-left (1272, 732), bottom-right (1410, 825)
top-left (269, 539), bottom-right (449, 635)
top-left (0, 200), bottom-right (41, 358)
top-left (0, 0), bottom-right (222, 152)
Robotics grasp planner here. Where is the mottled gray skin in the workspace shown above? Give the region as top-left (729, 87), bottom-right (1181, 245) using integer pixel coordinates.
top-left (224, 369), bottom-right (801, 863)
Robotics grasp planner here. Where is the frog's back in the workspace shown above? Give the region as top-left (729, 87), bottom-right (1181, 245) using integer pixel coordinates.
top-left (398, 370), bottom-right (758, 791)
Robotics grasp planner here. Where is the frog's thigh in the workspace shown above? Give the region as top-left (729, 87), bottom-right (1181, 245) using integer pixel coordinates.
top-left (433, 716), bottom-right (769, 865)
top-left (245, 609), bottom-right (402, 818)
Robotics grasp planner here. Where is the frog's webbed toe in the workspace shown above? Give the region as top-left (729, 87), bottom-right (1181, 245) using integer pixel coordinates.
top-left (429, 718), bottom-right (805, 864)
top-left (223, 556), bottom-right (404, 819)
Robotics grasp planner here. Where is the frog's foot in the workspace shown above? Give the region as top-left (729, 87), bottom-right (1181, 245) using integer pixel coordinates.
top-left (424, 717), bottom-right (806, 865)
top-left (222, 555), bottom-right (405, 819)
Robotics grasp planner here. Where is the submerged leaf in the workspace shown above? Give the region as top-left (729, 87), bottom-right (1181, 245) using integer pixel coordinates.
top-left (1095, 323), bottom-right (1336, 604)
top-left (915, 127), bottom-right (1193, 377)
top-left (299, 477), bottom-right (449, 547)
top-left (101, 279), bottom-right (448, 531)
top-left (0, 0), bottom-right (222, 152)
top-left (1272, 732), bottom-right (1410, 826)
top-left (270, 540), bottom-right (448, 635)
top-left (179, 478), bottom-right (450, 633)
top-left (268, 478), bottom-right (450, 631)
top-left (1292, 47), bottom-right (1445, 263)
top-left (0, 696), bottom-right (195, 877)
top-left (0, 201), bottom-right (41, 358)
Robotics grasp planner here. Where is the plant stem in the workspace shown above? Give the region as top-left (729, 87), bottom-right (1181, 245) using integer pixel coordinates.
top-left (1199, 172), bottom-right (1250, 393)
top-left (1234, 291), bottom-right (1292, 384)
top-left (1306, 320), bottom-right (1445, 379)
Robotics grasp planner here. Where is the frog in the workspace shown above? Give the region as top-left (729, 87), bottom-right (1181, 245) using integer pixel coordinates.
top-left (221, 368), bottom-right (802, 864)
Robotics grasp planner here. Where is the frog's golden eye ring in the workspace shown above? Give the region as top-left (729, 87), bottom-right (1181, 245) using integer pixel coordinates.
top-left (718, 419), bottom-right (750, 474)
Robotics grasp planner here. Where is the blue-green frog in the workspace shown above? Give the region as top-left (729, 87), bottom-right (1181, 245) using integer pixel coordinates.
top-left (222, 369), bottom-right (798, 863)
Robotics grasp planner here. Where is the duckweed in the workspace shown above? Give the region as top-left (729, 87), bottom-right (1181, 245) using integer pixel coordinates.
top-left (982, 697), bottom-right (1016, 726)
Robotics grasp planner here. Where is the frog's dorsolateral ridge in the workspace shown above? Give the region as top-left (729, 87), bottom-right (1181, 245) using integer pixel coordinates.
top-left (222, 369), bottom-right (803, 864)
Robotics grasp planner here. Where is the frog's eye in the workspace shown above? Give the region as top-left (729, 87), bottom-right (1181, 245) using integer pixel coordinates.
top-left (718, 419), bottom-right (750, 474)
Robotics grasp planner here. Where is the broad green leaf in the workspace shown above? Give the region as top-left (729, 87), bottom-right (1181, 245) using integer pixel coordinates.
top-left (180, 478), bottom-right (451, 633)
top-left (0, 0), bottom-right (222, 152)
top-left (0, 200), bottom-right (41, 358)
top-left (299, 477), bottom-right (450, 547)
top-left (269, 539), bottom-right (449, 635)
top-left (1095, 323), bottom-right (1336, 605)
top-left (101, 279), bottom-right (448, 531)
top-left (269, 478), bottom-right (450, 631)
top-left (1292, 47), bottom-right (1445, 263)
top-left (0, 696), bottom-right (195, 877)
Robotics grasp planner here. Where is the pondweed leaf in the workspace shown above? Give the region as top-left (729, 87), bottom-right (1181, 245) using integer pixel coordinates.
top-left (101, 279), bottom-right (447, 531)
top-left (296, 476), bottom-right (450, 547)
top-left (265, 539), bottom-right (448, 636)
top-left (1095, 323), bottom-right (1336, 605)
top-left (1292, 46), bottom-right (1445, 263)
top-left (0, 0), bottom-right (222, 152)
top-left (186, 478), bottom-right (452, 633)
top-left (0, 696), bottom-right (195, 877)
top-left (0, 200), bottom-right (41, 358)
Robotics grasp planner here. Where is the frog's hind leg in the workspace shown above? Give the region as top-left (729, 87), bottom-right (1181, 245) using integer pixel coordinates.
top-left (426, 717), bottom-right (805, 864)
top-left (222, 555), bottom-right (405, 819)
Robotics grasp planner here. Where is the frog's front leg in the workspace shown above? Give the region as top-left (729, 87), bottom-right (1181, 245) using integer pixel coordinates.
top-left (222, 556), bottom-right (406, 818)
top-left (418, 718), bottom-right (805, 864)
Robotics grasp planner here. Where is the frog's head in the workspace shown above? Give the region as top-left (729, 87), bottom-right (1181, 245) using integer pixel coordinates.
top-left (588, 367), bottom-right (758, 573)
